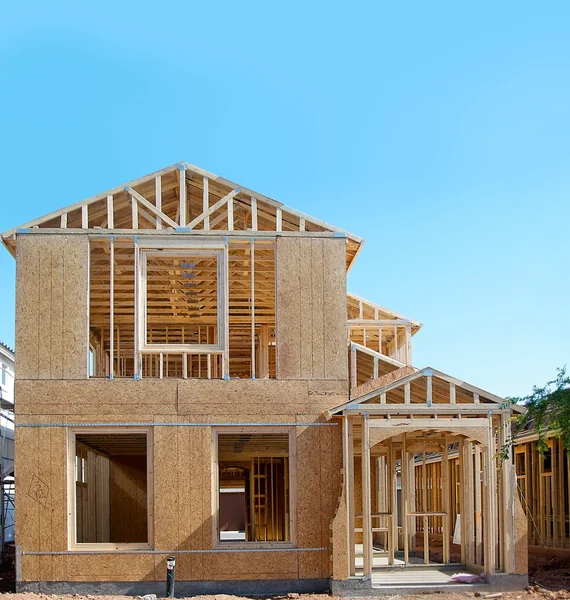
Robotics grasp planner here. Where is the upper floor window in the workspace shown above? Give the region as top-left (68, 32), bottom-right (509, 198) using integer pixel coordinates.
top-left (88, 238), bottom-right (276, 380)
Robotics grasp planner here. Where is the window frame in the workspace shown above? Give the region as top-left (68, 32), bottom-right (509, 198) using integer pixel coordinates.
top-left (136, 241), bottom-right (228, 355)
top-left (212, 426), bottom-right (296, 549)
top-left (67, 427), bottom-right (154, 551)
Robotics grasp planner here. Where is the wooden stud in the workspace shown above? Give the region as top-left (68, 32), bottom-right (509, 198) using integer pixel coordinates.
top-left (109, 238), bottom-right (114, 378)
top-left (475, 445), bottom-right (482, 565)
top-left (179, 166), bottom-right (187, 226)
top-left (106, 196), bottom-right (114, 229)
top-left (442, 438), bottom-right (450, 564)
top-left (251, 197), bottom-right (257, 231)
top-left (402, 437), bottom-right (409, 564)
top-left (344, 417), bottom-right (356, 577)
top-left (82, 204), bottom-right (88, 229)
top-left (362, 414), bottom-right (372, 577)
top-left (405, 324), bottom-right (412, 365)
top-left (276, 208), bottom-right (282, 232)
top-left (227, 195), bottom-right (234, 231)
top-left (155, 177), bottom-right (162, 230)
top-left (131, 198), bottom-right (138, 229)
top-left (251, 239), bottom-right (255, 379)
top-left (390, 440), bottom-right (398, 564)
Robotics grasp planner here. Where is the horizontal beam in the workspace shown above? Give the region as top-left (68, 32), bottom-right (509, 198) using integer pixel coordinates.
top-left (343, 405), bottom-right (506, 415)
top-left (368, 417), bottom-right (491, 428)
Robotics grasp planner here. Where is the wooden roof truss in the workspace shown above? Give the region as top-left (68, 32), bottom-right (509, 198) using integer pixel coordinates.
top-left (2, 162), bottom-right (364, 269)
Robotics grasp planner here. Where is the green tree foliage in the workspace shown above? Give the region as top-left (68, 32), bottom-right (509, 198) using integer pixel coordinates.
top-left (503, 367), bottom-right (570, 459)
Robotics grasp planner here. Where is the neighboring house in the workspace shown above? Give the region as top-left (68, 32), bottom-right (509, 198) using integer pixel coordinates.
top-left (2, 162), bottom-right (526, 594)
top-left (513, 431), bottom-right (570, 553)
top-left (0, 343), bottom-right (14, 550)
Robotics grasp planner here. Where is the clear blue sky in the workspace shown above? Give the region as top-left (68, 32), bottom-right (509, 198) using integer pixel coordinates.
top-left (0, 1), bottom-right (568, 397)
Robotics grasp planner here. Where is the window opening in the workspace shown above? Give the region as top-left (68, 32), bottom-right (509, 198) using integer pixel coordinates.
top-left (216, 431), bottom-right (292, 543)
top-left (73, 431), bottom-right (150, 546)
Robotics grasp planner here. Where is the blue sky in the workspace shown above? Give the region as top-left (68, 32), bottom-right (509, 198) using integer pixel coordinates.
top-left (0, 1), bottom-right (568, 397)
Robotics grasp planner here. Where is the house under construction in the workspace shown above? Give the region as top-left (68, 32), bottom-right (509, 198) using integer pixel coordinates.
top-left (3, 162), bottom-right (527, 595)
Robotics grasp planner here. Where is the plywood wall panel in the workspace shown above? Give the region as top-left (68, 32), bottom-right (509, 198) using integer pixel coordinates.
top-left (15, 235), bottom-right (40, 379)
top-left (311, 239), bottom-right (326, 378)
top-left (37, 237), bottom-right (53, 380)
top-left (15, 234), bottom-right (89, 380)
top-left (65, 554), bottom-right (156, 580)
top-left (323, 238), bottom-right (348, 380)
top-left (202, 550), bottom-right (298, 580)
top-left (16, 379), bottom-right (178, 415)
top-left (50, 244), bottom-right (65, 378)
top-left (299, 238), bottom-right (313, 379)
top-left (296, 425), bottom-right (325, 578)
top-left (276, 236), bottom-right (347, 381)
top-left (276, 237), bottom-right (301, 378)
top-left (153, 420), bottom-right (179, 551)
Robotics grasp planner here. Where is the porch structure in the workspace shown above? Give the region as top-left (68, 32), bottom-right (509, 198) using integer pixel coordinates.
top-left (329, 367), bottom-right (528, 594)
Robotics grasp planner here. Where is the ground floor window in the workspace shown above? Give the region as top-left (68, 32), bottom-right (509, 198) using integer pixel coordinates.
top-left (71, 429), bottom-right (151, 548)
top-left (215, 429), bottom-right (293, 544)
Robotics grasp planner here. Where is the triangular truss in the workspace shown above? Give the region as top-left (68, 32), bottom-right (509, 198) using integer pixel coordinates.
top-left (329, 366), bottom-right (524, 415)
top-left (1, 162), bottom-right (364, 268)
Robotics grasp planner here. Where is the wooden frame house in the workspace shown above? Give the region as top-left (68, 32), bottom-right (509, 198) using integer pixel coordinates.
top-left (3, 162), bottom-right (527, 595)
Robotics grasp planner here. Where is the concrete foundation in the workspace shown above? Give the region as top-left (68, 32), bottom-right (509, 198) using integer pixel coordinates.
top-left (332, 573), bottom-right (529, 597)
top-left (18, 578), bottom-right (330, 596)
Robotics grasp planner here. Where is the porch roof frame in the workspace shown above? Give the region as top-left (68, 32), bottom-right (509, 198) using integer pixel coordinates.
top-left (328, 366), bottom-right (525, 416)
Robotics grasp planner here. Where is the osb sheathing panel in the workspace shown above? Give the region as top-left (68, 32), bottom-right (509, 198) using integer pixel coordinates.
top-left (15, 379), bottom-right (178, 416)
top-left (16, 378), bottom-right (348, 416)
top-left (276, 237), bottom-right (348, 381)
top-left (16, 234), bottom-right (88, 380)
top-left (19, 417), bottom-right (343, 582)
top-left (16, 421), bottom-right (68, 581)
top-left (515, 493), bottom-right (528, 575)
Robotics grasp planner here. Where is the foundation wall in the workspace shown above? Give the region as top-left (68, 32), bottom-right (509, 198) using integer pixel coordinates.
top-left (15, 378), bottom-right (345, 584)
top-left (16, 234), bottom-right (89, 380)
top-left (276, 237), bottom-right (348, 380)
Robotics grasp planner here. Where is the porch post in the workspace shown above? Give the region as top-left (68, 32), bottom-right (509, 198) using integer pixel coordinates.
top-left (361, 413), bottom-right (373, 577)
top-left (388, 439), bottom-right (396, 565)
top-left (442, 438), bottom-right (450, 564)
top-left (346, 416), bottom-right (356, 576)
top-left (500, 412), bottom-right (516, 573)
top-left (402, 436), bottom-right (409, 564)
top-left (462, 441), bottom-right (475, 566)
top-left (483, 436), bottom-right (496, 575)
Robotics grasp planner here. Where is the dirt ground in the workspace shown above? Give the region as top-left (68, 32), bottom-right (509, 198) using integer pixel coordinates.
top-left (0, 590), bottom-right (568, 600)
